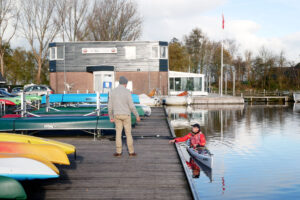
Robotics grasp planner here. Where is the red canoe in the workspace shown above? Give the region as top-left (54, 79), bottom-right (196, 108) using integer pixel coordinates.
top-left (0, 99), bottom-right (16, 106)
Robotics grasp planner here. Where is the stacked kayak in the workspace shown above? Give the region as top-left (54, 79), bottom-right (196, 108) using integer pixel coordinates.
top-left (0, 99), bottom-right (16, 106)
top-left (0, 142), bottom-right (70, 165)
top-left (1, 95), bottom-right (42, 105)
top-left (0, 176), bottom-right (27, 199)
top-left (0, 115), bottom-right (115, 131)
top-left (32, 104), bottom-right (146, 117)
top-left (41, 93), bottom-right (140, 104)
top-left (0, 133), bottom-right (75, 155)
top-left (0, 153), bottom-right (59, 180)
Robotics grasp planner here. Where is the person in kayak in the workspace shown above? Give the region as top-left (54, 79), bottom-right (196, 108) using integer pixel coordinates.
top-left (169, 123), bottom-right (206, 148)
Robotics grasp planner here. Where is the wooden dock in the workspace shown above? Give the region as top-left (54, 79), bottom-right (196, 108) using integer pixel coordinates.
top-left (243, 95), bottom-right (289, 102)
top-left (22, 107), bottom-right (192, 199)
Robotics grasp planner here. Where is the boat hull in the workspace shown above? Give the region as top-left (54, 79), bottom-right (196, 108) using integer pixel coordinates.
top-left (0, 176), bottom-right (27, 199)
top-left (0, 133), bottom-right (75, 155)
top-left (41, 93), bottom-right (140, 104)
top-left (187, 147), bottom-right (213, 168)
top-left (0, 115), bottom-right (115, 131)
top-left (0, 154), bottom-right (59, 180)
top-left (164, 96), bottom-right (192, 106)
top-left (0, 142), bottom-right (70, 165)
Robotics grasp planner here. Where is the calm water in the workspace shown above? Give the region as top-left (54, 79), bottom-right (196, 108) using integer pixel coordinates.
top-left (167, 103), bottom-right (300, 200)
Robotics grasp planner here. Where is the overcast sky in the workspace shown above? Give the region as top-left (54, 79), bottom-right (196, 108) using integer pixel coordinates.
top-left (138, 0), bottom-right (300, 62)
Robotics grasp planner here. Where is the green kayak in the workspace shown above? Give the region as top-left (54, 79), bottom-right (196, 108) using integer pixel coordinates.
top-left (1, 95), bottom-right (42, 105)
top-left (32, 105), bottom-right (145, 117)
top-left (0, 176), bottom-right (27, 199)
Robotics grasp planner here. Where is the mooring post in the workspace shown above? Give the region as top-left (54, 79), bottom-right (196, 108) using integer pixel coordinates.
top-left (96, 91), bottom-right (100, 116)
top-left (46, 91), bottom-right (50, 112)
top-left (20, 92), bottom-right (26, 117)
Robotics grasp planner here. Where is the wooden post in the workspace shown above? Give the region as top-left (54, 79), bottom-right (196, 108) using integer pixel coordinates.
top-left (233, 71), bottom-right (236, 96)
top-left (225, 73), bottom-right (227, 95)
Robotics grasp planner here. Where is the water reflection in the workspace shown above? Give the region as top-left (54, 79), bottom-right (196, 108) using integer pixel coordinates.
top-left (178, 143), bottom-right (212, 182)
top-left (294, 103), bottom-right (300, 113)
top-left (170, 103), bottom-right (300, 200)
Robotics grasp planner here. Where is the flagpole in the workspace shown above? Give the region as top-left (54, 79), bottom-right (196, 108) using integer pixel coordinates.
top-left (221, 38), bottom-right (223, 96)
top-left (220, 14), bottom-right (224, 96)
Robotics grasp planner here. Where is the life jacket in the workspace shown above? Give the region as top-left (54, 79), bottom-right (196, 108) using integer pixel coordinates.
top-left (190, 132), bottom-right (206, 147)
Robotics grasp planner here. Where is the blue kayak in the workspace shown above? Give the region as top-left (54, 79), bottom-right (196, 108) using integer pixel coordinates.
top-left (41, 93), bottom-right (140, 104)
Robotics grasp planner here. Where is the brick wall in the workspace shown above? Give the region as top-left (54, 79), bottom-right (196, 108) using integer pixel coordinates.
top-left (116, 72), bottom-right (168, 95)
top-left (50, 71), bottom-right (168, 95)
top-left (50, 72), bottom-right (93, 93)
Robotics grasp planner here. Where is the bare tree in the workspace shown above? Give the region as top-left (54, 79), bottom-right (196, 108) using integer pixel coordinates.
top-left (20, 0), bottom-right (59, 84)
top-left (85, 0), bottom-right (142, 41)
top-left (55, 0), bottom-right (90, 41)
top-left (0, 0), bottom-right (19, 77)
top-left (244, 50), bottom-right (252, 85)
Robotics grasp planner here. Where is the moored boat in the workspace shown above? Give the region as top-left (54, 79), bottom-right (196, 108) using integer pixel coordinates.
top-left (0, 176), bottom-right (27, 199)
top-left (0, 142), bottom-right (70, 165)
top-left (0, 153), bottom-right (59, 180)
top-left (187, 146), bottom-right (213, 168)
top-left (0, 133), bottom-right (75, 155)
top-left (163, 96), bottom-right (192, 106)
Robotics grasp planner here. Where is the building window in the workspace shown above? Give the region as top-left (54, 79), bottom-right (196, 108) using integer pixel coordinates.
top-left (193, 77), bottom-right (202, 91)
top-left (175, 78), bottom-right (181, 91)
top-left (169, 78), bottom-right (174, 91)
top-left (160, 46), bottom-right (168, 59)
top-left (125, 46), bottom-right (136, 59)
top-left (49, 46), bottom-right (64, 60)
top-left (151, 46), bottom-right (159, 59)
top-left (50, 47), bottom-right (55, 60)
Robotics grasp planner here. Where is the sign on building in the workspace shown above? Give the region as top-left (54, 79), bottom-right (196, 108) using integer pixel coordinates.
top-left (82, 48), bottom-right (117, 54)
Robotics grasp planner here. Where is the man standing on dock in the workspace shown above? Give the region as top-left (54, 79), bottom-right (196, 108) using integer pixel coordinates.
top-left (108, 76), bottom-right (140, 157)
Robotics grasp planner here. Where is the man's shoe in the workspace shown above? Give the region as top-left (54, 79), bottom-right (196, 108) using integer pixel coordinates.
top-left (113, 153), bottom-right (122, 157)
top-left (129, 153), bottom-right (137, 157)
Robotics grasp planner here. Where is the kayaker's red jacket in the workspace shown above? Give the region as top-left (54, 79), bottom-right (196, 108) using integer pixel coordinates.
top-left (174, 132), bottom-right (206, 147)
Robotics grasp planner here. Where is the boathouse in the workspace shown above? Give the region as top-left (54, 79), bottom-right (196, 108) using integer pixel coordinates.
top-left (48, 41), bottom-right (169, 95)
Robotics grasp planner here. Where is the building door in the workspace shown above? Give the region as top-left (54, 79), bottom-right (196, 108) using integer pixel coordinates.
top-left (93, 71), bottom-right (115, 93)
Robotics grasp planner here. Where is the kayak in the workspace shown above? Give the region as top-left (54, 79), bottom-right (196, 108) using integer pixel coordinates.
top-left (0, 99), bottom-right (16, 106)
top-left (0, 176), bottom-right (27, 199)
top-left (41, 93), bottom-right (140, 104)
top-left (0, 133), bottom-right (76, 155)
top-left (0, 153), bottom-right (59, 180)
top-left (187, 146), bottom-right (213, 168)
top-left (1, 95), bottom-right (42, 105)
top-left (32, 104), bottom-right (146, 117)
top-left (0, 142), bottom-right (70, 165)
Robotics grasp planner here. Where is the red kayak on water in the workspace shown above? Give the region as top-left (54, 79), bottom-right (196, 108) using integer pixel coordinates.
top-left (0, 99), bottom-right (16, 106)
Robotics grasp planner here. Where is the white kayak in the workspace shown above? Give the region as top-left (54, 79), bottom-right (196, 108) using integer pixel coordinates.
top-left (0, 154), bottom-right (59, 180)
top-left (187, 146), bottom-right (213, 168)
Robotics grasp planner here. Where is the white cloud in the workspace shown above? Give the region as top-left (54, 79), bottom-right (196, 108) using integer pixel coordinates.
top-left (138, 0), bottom-right (300, 62)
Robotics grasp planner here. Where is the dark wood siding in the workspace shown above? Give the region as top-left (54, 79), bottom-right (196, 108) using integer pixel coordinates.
top-left (50, 41), bottom-right (167, 73)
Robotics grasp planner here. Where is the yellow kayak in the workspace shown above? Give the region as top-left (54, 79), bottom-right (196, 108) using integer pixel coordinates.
top-left (0, 153), bottom-right (59, 175)
top-left (0, 142), bottom-right (70, 165)
top-left (0, 133), bottom-right (76, 155)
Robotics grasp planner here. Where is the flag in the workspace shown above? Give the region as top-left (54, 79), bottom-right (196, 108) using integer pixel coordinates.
top-left (222, 14), bottom-right (225, 29)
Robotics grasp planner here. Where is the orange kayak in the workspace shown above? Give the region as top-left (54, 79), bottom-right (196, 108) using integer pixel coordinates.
top-left (0, 142), bottom-right (70, 165)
